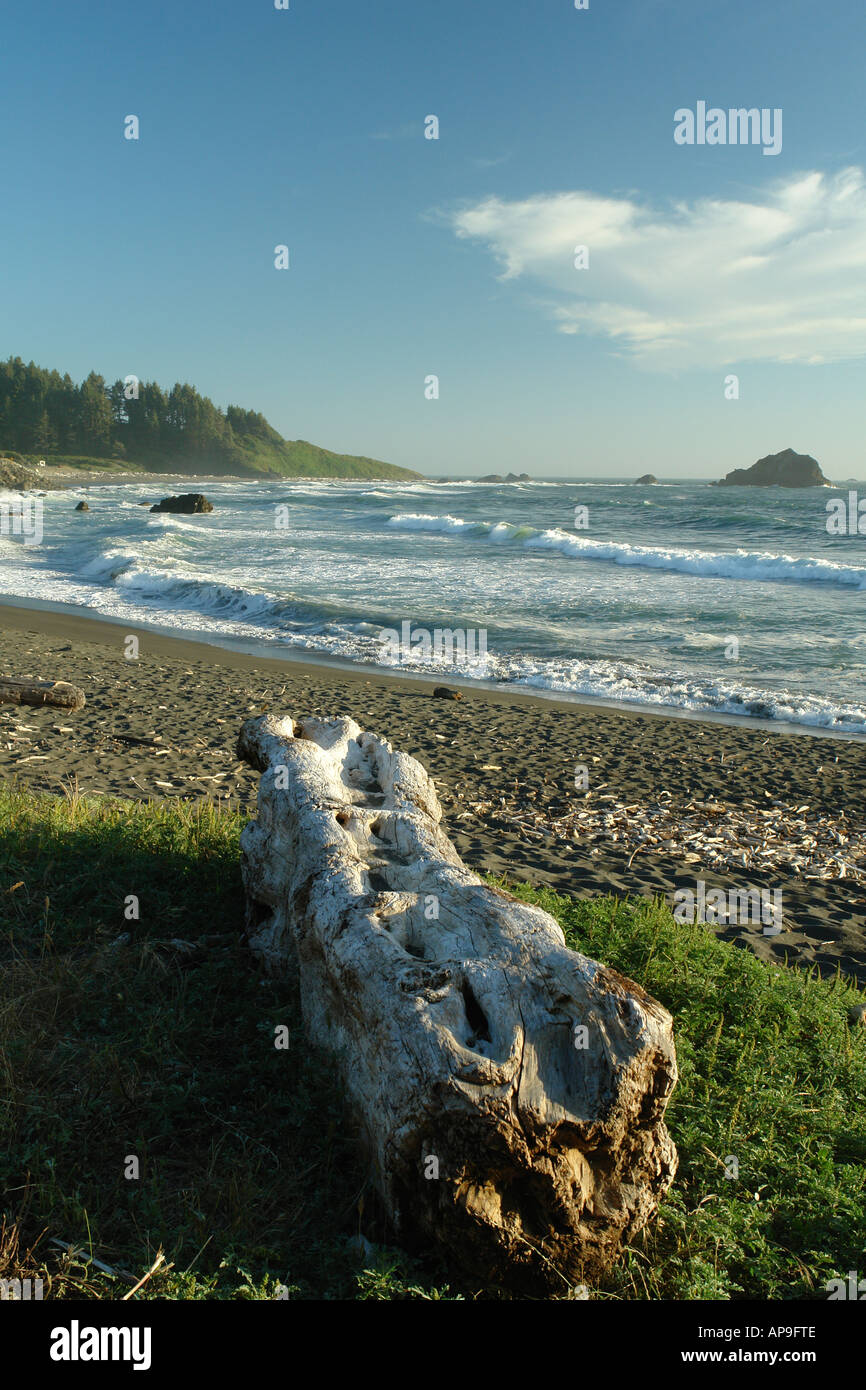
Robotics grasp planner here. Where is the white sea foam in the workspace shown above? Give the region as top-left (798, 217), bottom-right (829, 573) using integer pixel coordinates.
top-left (2, 479), bottom-right (864, 735)
top-left (386, 513), bottom-right (866, 588)
top-left (503, 657), bottom-right (866, 732)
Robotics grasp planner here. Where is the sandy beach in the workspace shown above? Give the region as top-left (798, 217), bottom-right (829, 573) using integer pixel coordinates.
top-left (1, 600), bottom-right (864, 984)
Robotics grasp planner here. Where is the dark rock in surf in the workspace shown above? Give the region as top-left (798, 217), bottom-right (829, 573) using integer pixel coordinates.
top-left (150, 493), bottom-right (214, 514)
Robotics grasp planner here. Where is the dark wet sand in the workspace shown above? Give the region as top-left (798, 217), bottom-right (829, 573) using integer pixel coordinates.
top-left (1, 602), bottom-right (864, 984)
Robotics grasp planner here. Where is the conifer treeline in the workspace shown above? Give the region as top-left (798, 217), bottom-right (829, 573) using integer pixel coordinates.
top-left (0, 357), bottom-right (282, 468)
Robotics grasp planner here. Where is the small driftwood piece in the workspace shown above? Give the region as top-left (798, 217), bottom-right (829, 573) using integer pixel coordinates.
top-left (0, 678), bottom-right (85, 711)
top-left (237, 714), bottom-right (678, 1291)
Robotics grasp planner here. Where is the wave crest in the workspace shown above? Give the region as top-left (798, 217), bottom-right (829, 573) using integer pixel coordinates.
top-left (386, 513), bottom-right (866, 588)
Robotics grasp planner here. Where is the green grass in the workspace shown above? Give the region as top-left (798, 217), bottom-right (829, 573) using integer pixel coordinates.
top-left (1, 786), bottom-right (864, 1300)
top-left (225, 434), bottom-right (421, 480)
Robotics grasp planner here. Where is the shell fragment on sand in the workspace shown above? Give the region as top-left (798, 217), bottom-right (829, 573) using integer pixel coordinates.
top-left (473, 791), bottom-right (866, 884)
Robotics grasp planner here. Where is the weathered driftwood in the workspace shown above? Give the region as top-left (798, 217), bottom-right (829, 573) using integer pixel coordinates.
top-left (237, 714), bottom-right (678, 1291)
top-left (0, 678), bottom-right (85, 711)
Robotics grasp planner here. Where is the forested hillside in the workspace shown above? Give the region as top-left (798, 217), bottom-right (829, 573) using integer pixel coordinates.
top-left (0, 358), bottom-right (418, 479)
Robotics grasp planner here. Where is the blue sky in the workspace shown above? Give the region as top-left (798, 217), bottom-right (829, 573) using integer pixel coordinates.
top-left (2, 0), bottom-right (864, 478)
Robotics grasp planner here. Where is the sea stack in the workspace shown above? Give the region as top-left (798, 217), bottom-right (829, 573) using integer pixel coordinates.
top-left (717, 449), bottom-right (828, 488)
top-left (635, 474), bottom-right (658, 484)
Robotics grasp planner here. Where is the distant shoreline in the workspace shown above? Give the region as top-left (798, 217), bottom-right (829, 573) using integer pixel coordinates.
top-left (13, 466), bottom-right (429, 491)
top-left (10, 465), bottom-right (864, 490)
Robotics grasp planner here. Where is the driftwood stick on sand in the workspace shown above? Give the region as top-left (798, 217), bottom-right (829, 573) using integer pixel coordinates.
top-left (237, 713), bottom-right (678, 1291)
top-left (0, 678), bottom-right (86, 711)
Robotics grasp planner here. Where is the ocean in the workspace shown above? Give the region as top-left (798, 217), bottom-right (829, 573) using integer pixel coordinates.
top-left (2, 474), bottom-right (865, 734)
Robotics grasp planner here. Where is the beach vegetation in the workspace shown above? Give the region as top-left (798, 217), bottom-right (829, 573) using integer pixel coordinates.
top-left (0, 357), bottom-right (418, 481)
top-left (0, 787), bottom-right (863, 1300)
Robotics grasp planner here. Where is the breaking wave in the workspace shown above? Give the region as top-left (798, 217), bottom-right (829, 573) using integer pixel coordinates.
top-left (386, 513), bottom-right (866, 589)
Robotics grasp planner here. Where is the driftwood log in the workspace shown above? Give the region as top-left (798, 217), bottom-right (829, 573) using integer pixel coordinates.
top-left (0, 678), bottom-right (85, 711)
top-left (237, 714), bottom-right (678, 1291)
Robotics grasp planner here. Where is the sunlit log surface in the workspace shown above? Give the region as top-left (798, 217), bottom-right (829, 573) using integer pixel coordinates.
top-left (238, 713), bottom-right (678, 1292)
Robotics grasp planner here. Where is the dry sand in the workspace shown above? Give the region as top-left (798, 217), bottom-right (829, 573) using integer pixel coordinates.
top-left (1, 601), bottom-right (864, 983)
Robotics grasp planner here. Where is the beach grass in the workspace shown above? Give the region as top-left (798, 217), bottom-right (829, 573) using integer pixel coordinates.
top-left (1, 785), bottom-right (863, 1300)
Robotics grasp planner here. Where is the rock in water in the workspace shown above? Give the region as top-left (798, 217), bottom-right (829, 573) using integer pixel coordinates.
top-left (717, 448), bottom-right (828, 488)
top-left (74, 500), bottom-right (90, 511)
top-left (237, 713), bottom-right (678, 1291)
top-left (149, 493), bottom-right (214, 514)
top-left (635, 473), bottom-right (658, 484)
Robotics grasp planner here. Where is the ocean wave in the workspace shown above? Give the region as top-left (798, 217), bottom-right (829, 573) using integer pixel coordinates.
top-left (507, 657), bottom-right (866, 733)
top-left (1, 556), bottom-right (864, 733)
top-left (3, 477), bottom-right (864, 737)
top-left (147, 514), bottom-right (217, 531)
top-left (76, 548), bottom-right (866, 731)
top-left (79, 548), bottom-right (140, 581)
top-left (386, 513), bottom-right (866, 589)
top-left (112, 562), bottom-right (284, 622)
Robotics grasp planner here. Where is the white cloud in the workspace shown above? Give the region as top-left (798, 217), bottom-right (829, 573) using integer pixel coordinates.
top-left (446, 169), bottom-right (866, 368)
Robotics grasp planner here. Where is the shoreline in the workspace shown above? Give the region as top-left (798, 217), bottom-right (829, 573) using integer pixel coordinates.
top-left (7, 466), bottom-right (430, 491)
top-left (18, 464), bottom-right (866, 487)
top-left (1, 595), bottom-right (862, 744)
top-left (1, 597), bottom-right (864, 985)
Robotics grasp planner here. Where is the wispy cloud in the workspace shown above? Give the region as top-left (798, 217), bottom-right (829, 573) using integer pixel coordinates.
top-left (445, 169), bottom-right (866, 368)
top-left (470, 153), bottom-right (511, 169)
